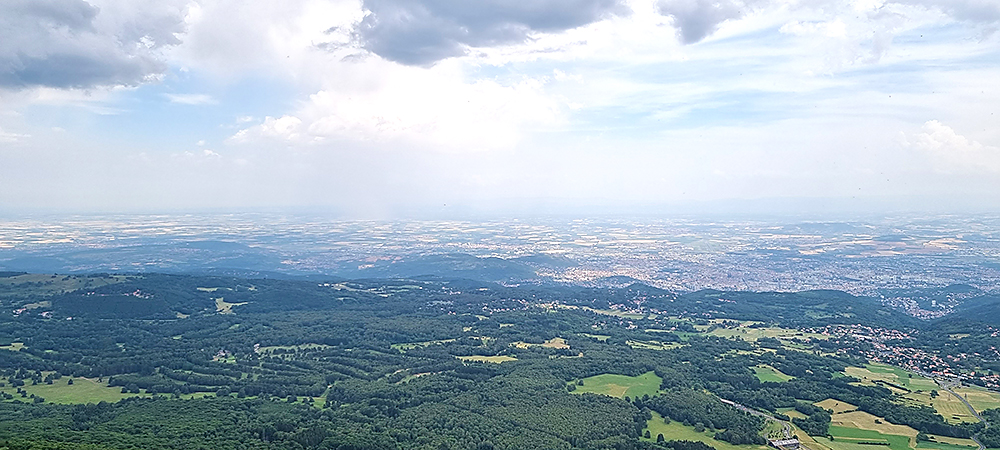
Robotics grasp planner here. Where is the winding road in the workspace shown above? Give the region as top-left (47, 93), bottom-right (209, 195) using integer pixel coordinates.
top-left (938, 380), bottom-right (988, 450)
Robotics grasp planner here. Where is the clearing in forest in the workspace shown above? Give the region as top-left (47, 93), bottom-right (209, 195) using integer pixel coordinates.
top-left (572, 371), bottom-right (662, 399)
top-left (752, 365), bottom-right (794, 383)
top-left (511, 337), bottom-right (570, 349)
top-left (845, 364), bottom-right (938, 392)
top-left (815, 399), bottom-right (859, 414)
top-left (391, 339), bottom-right (456, 351)
top-left (642, 411), bottom-right (771, 450)
top-left (214, 298), bottom-right (248, 314)
top-left (456, 355), bottom-right (517, 363)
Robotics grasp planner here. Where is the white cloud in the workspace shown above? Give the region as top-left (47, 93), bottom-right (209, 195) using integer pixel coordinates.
top-left (0, 127), bottom-right (29, 142)
top-left (907, 120), bottom-right (1000, 173)
top-left (229, 60), bottom-right (562, 152)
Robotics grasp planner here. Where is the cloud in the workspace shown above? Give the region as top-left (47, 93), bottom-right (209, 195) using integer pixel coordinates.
top-left (0, 127), bottom-right (29, 142)
top-left (897, 0), bottom-right (1000, 24)
top-left (164, 93), bottom-right (216, 105)
top-left (351, 0), bottom-right (630, 65)
top-left (0, 0), bottom-right (186, 90)
top-left (907, 120), bottom-right (1000, 173)
top-left (656, 0), bottom-right (764, 44)
top-left (228, 62), bottom-right (562, 152)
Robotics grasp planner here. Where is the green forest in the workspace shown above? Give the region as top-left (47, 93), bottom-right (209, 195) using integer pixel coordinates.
top-left (0, 273), bottom-right (996, 449)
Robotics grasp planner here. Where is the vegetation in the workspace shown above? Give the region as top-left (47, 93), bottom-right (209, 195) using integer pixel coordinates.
top-left (0, 273), bottom-right (996, 449)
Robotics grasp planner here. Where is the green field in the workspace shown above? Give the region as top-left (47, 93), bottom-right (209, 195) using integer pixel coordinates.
top-left (642, 411), bottom-right (770, 450)
top-left (573, 371), bottom-right (662, 399)
top-left (1, 377), bottom-right (149, 404)
top-left (916, 440), bottom-right (979, 450)
top-left (753, 365), bottom-right (794, 382)
top-left (845, 364), bottom-right (938, 392)
top-left (826, 425), bottom-right (911, 450)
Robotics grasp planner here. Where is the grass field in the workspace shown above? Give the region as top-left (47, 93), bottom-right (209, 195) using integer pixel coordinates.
top-left (628, 340), bottom-right (684, 351)
top-left (950, 386), bottom-right (1000, 414)
top-left (705, 322), bottom-right (829, 343)
top-left (753, 365), bottom-right (794, 383)
top-left (845, 364), bottom-right (938, 392)
top-left (456, 355), bottom-right (517, 363)
top-left (642, 411), bottom-right (771, 450)
top-left (816, 399), bottom-right (859, 414)
top-left (916, 441), bottom-right (979, 450)
top-left (1, 377), bottom-right (146, 404)
top-left (256, 343), bottom-right (332, 354)
top-left (391, 339), bottom-right (456, 351)
top-left (825, 425), bottom-right (911, 450)
top-left (778, 407), bottom-right (808, 419)
top-left (904, 390), bottom-right (979, 424)
top-left (511, 337), bottom-right (570, 349)
top-left (573, 371), bottom-right (662, 399)
top-left (923, 435), bottom-right (980, 448)
top-left (903, 385), bottom-right (1000, 423)
top-left (831, 411), bottom-right (918, 438)
top-left (581, 306), bottom-right (649, 320)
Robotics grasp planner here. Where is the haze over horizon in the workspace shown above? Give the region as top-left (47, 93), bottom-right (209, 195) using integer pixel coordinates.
top-left (2, 0), bottom-right (999, 217)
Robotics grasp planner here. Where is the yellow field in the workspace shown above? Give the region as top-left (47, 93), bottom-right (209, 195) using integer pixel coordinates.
top-left (0, 342), bottom-right (25, 352)
top-left (904, 391), bottom-right (979, 424)
top-left (830, 411), bottom-right (918, 447)
top-left (926, 435), bottom-right (980, 447)
top-left (816, 398), bottom-right (859, 414)
top-left (214, 297), bottom-right (248, 314)
top-left (457, 355), bottom-right (517, 363)
top-left (950, 386), bottom-right (1000, 414)
top-left (511, 337), bottom-right (570, 349)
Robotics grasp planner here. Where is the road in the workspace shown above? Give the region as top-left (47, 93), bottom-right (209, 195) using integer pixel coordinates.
top-left (937, 379), bottom-right (988, 450)
top-left (720, 398), bottom-right (793, 439)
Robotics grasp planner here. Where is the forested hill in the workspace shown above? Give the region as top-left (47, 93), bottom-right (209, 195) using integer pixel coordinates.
top-left (0, 273), bottom-right (994, 450)
top-left (2, 273), bottom-right (917, 329)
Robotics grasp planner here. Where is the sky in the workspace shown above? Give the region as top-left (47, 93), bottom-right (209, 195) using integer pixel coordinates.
top-left (0, 0), bottom-right (999, 218)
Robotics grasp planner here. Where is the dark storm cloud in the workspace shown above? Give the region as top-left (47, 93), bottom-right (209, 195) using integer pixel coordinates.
top-left (352, 0), bottom-right (630, 65)
top-left (656, 0), bottom-right (760, 44)
top-left (0, 0), bottom-right (185, 89)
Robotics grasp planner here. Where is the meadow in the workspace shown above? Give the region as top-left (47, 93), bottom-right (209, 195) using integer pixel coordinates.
top-left (752, 364), bottom-right (794, 382)
top-left (572, 371), bottom-right (663, 399)
top-left (642, 411), bottom-right (772, 450)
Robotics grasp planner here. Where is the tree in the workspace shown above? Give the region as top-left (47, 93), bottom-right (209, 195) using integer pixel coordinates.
top-left (657, 434), bottom-right (665, 443)
top-left (645, 430), bottom-right (651, 439)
